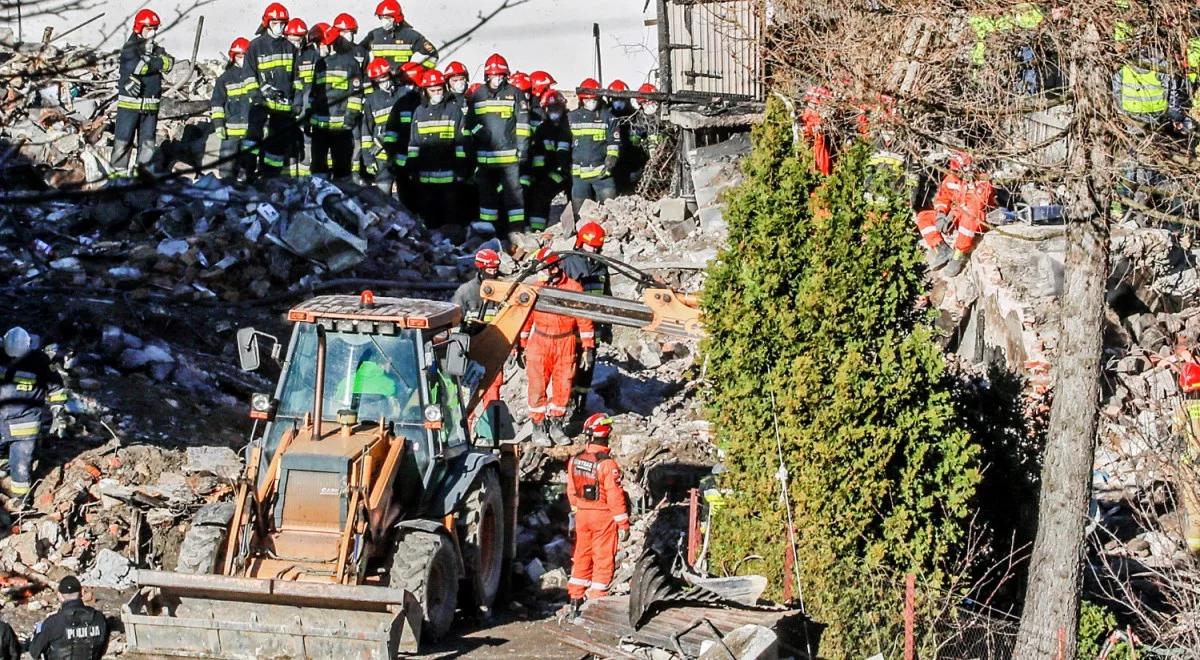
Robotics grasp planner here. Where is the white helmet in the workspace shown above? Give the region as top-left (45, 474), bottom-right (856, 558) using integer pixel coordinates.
top-left (3, 327), bottom-right (33, 359)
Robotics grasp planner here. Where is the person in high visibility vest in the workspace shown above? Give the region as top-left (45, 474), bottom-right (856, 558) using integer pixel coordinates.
top-left (1113, 57), bottom-right (1173, 124)
top-left (565, 413), bottom-right (630, 617)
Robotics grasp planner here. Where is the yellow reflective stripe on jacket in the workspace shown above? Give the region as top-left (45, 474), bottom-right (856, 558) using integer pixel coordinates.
top-left (419, 169), bottom-right (455, 184)
top-left (315, 71), bottom-right (352, 90)
top-left (6, 420), bottom-right (40, 438)
top-left (226, 79), bottom-right (259, 97)
top-left (117, 96), bottom-right (160, 111)
top-left (473, 100), bottom-right (514, 118)
top-left (225, 124), bottom-right (250, 137)
top-left (371, 47), bottom-right (414, 60)
top-left (257, 54), bottom-right (294, 71)
top-left (572, 163), bottom-right (607, 179)
top-left (210, 108), bottom-right (226, 119)
top-left (477, 149), bottom-right (518, 165)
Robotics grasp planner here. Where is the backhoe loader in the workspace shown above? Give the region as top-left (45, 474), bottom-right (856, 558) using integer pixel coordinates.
top-left (121, 253), bottom-right (702, 658)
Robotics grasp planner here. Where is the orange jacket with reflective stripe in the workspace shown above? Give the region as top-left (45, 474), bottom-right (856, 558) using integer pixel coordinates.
top-left (566, 443), bottom-right (630, 526)
top-left (519, 277), bottom-right (596, 349)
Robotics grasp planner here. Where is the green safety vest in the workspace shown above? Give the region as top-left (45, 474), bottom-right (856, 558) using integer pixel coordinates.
top-left (335, 361), bottom-right (397, 400)
top-left (1188, 37), bottom-right (1200, 83)
top-left (1119, 65), bottom-right (1167, 115)
top-left (968, 4), bottom-right (1044, 66)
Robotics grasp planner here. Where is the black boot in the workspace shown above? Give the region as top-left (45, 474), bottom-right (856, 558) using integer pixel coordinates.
top-left (569, 597), bottom-right (585, 618)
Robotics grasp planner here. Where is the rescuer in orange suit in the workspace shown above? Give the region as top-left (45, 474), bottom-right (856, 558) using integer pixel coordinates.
top-left (518, 248), bottom-right (595, 446)
top-left (913, 151), bottom-right (996, 276)
top-left (801, 85), bottom-right (833, 176)
top-left (566, 412), bottom-right (630, 617)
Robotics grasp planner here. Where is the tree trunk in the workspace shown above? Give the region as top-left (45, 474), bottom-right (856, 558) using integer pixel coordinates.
top-left (1012, 22), bottom-right (1110, 659)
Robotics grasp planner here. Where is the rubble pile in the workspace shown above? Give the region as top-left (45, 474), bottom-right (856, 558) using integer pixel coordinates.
top-left (0, 30), bottom-right (218, 188)
top-left (1, 176), bottom-right (473, 302)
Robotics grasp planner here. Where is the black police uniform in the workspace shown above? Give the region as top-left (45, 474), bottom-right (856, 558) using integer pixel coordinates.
top-left (29, 600), bottom-right (108, 660)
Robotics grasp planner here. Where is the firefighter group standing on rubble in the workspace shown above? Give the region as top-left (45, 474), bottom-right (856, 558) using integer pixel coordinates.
top-left (110, 2), bottom-right (666, 240)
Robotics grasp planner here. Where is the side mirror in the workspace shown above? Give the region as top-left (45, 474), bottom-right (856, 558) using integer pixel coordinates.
top-left (237, 327), bottom-right (261, 372)
top-left (444, 332), bottom-right (471, 378)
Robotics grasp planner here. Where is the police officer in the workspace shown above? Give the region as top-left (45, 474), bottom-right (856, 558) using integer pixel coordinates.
top-left (29, 576), bottom-right (108, 660)
top-left (1, 327), bottom-right (65, 497)
top-left (566, 413), bottom-right (629, 616)
top-left (110, 9), bottom-right (173, 181)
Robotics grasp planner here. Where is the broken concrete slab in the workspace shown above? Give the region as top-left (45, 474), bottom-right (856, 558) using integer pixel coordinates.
top-left (81, 548), bottom-right (134, 589)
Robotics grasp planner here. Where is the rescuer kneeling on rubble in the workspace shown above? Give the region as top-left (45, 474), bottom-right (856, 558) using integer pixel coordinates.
top-left (566, 413), bottom-right (630, 617)
top-left (0, 328), bottom-right (66, 498)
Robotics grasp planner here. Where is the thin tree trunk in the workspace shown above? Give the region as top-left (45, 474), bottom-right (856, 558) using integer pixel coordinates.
top-left (1012, 22), bottom-right (1110, 659)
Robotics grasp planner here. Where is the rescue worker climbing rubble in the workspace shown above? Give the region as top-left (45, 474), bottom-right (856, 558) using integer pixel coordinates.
top-left (454, 249), bottom-right (504, 430)
top-left (0, 327), bottom-right (66, 498)
top-left (913, 151), bottom-right (996, 276)
top-left (210, 37), bottom-right (261, 183)
top-left (566, 412), bottom-right (630, 617)
top-left (519, 249), bottom-right (595, 446)
top-left (110, 9), bottom-right (174, 181)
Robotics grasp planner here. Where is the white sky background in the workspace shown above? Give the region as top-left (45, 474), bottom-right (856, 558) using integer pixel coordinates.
top-left (8, 0), bottom-right (660, 88)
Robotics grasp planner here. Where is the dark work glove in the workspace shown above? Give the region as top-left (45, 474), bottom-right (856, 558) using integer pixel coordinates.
top-left (604, 155), bottom-right (618, 172)
top-left (618, 527), bottom-right (629, 543)
top-left (124, 77), bottom-right (143, 97)
top-left (516, 349), bottom-right (527, 370)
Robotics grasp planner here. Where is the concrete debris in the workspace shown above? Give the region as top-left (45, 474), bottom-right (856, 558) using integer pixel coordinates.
top-left (80, 549), bottom-right (135, 590)
top-left (184, 447), bottom-right (242, 481)
top-left (698, 624), bottom-right (779, 660)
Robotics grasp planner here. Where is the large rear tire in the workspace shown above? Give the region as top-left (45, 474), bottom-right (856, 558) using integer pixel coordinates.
top-left (175, 501), bottom-right (235, 574)
top-left (390, 529), bottom-right (460, 640)
top-left (461, 468), bottom-right (505, 612)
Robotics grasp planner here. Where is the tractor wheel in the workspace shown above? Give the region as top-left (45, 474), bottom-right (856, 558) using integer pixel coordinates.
top-left (175, 501), bottom-right (235, 574)
top-left (390, 529), bottom-right (460, 640)
top-left (460, 468), bottom-right (505, 611)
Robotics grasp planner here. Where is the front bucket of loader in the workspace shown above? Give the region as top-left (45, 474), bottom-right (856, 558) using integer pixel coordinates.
top-left (121, 570), bottom-right (422, 659)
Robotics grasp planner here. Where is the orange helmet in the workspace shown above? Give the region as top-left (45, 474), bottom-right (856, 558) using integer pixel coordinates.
top-left (444, 61), bottom-right (469, 79)
top-left (540, 90), bottom-right (565, 109)
top-left (636, 82), bottom-right (658, 102)
top-left (475, 248), bottom-right (501, 270)
top-left (575, 221), bottom-right (606, 249)
top-left (375, 0), bottom-right (403, 21)
top-left (319, 25), bottom-right (342, 47)
top-left (509, 71), bottom-right (532, 93)
top-left (284, 18), bottom-right (308, 37)
top-left (578, 78), bottom-right (601, 100)
top-left (309, 21), bottom-right (329, 43)
top-left (608, 79), bottom-right (629, 93)
top-left (534, 247), bottom-right (563, 267)
top-left (133, 9), bottom-right (161, 34)
top-left (530, 70), bottom-right (556, 97)
top-left (1182, 362), bottom-right (1200, 392)
top-left (421, 69), bottom-right (446, 88)
top-left (228, 37), bottom-right (251, 60)
top-left (366, 57), bottom-right (391, 81)
top-left (262, 3), bottom-right (289, 25)
top-left (400, 61), bottom-right (425, 85)
top-left (949, 151), bottom-right (973, 172)
top-left (484, 53), bottom-right (510, 76)
top-left (583, 413), bottom-right (613, 439)
top-left (333, 12), bottom-right (358, 33)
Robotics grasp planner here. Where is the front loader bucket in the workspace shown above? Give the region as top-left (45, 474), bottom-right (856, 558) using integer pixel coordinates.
top-left (122, 570), bottom-right (422, 659)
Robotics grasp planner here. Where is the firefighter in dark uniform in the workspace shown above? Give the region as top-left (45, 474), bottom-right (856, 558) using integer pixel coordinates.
top-left (109, 9), bottom-right (173, 181)
top-left (309, 26), bottom-right (364, 181)
top-left (210, 38), bottom-right (261, 183)
top-left (361, 57), bottom-right (407, 194)
top-left (406, 68), bottom-right (469, 227)
top-left (453, 248), bottom-right (503, 432)
top-left (29, 576), bottom-right (108, 660)
top-left (560, 223), bottom-right (611, 412)
top-left (286, 18), bottom-right (316, 177)
top-left (527, 90), bottom-right (571, 232)
top-left (362, 0), bottom-right (439, 73)
top-left (567, 79), bottom-right (619, 229)
top-left (466, 53), bottom-right (530, 237)
top-left (628, 83), bottom-right (666, 189)
top-left (1, 327), bottom-right (66, 497)
top-left (605, 80), bottom-right (638, 193)
top-left (245, 2), bottom-right (298, 178)
top-left (383, 62), bottom-right (426, 203)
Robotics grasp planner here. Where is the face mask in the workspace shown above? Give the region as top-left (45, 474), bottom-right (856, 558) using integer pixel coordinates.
top-left (642, 102), bottom-right (659, 116)
top-left (450, 78), bottom-right (467, 94)
top-left (142, 27), bottom-right (158, 41)
top-left (548, 110), bottom-right (563, 122)
top-left (233, 54), bottom-right (245, 67)
top-left (287, 36), bottom-right (302, 48)
top-left (428, 90), bottom-right (445, 104)
top-left (381, 17), bottom-right (396, 30)
top-left (268, 21), bottom-right (285, 38)
top-left (379, 79), bottom-right (394, 93)
top-left (612, 100), bottom-right (627, 111)
top-left (583, 99), bottom-right (598, 112)
top-left (487, 75), bottom-right (504, 90)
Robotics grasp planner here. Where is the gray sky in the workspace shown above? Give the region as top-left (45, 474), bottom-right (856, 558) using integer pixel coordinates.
top-left (11, 0), bottom-right (659, 87)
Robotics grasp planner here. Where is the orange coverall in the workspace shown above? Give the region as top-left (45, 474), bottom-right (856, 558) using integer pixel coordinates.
top-left (520, 277), bottom-right (595, 423)
top-left (801, 107), bottom-right (832, 176)
top-left (566, 442), bottom-right (630, 599)
top-left (913, 173), bottom-right (996, 253)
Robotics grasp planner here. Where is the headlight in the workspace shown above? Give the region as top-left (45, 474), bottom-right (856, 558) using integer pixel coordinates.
top-left (251, 393), bottom-right (272, 412)
top-left (423, 405), bottom-right (443, 423)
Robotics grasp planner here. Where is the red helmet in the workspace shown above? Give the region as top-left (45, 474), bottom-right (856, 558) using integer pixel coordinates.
top-left (262, 3), bottom-right (289, 25)
top-left (1182, 362), bottom-right (1200, 392)
top-left (530, 70), bottom-right (556, 96)
top-left (228, 37), bottom-right (251, 60)
top-left (333, 12), bottom-right (358, 33)
top-left (949, 151), bottom-right (973, 172)
top-left (540, 90), bottom-right (565, 109)
top-left (534, 247), bottom-right (562, 267)
top-left (583, 413), bottom-right (613, 439)
top-left (367, 57), bottom-right (391, 81)
top-left (484, 53), bottom-right (510, 76)
top-left (608, 79), bottom-right (629, 93)
top-left (636, 82), bottom-right (658, 102)
top-left (400, 61), bottom-right (425, 85)
top-left (578, 78), bottom-right (601, 100)
top-left (475, 248), bottom-right (501, 270)
top-left (319, 25), bottom-right (342, 47)
top-left (284, 18), bottom-right (308, 37)
top-left (421, 69), bottom-right (446, 88)
top-left (375, 0), bottom-right (404, 21)
top-left (575, 222), bottom-right (606, 249)
top-left (444, 61), bottom-right (469, 79)
top-left (509, 72), bottom-right (532, 93)
top-left (133, 9), bottom-right (161, 34)
top-left (309, 22), bottom-right (329, 43)
top-left (467, 82), bottom-right (482, 96)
